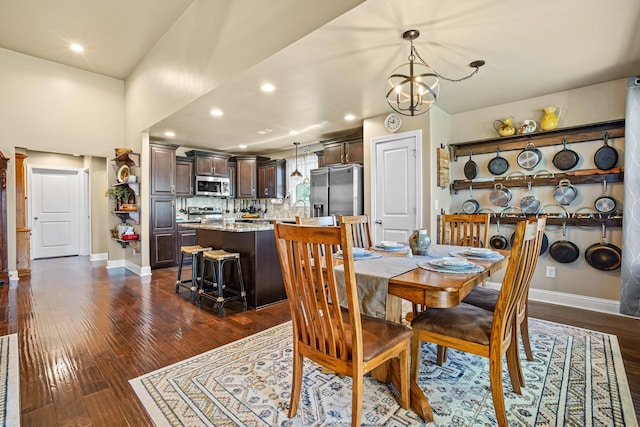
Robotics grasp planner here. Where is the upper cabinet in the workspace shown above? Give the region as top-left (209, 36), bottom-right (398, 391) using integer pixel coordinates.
top-left (175, 156), bottom-right (193, 197)
top-left (228, 160), bottom-right (237, 198)
top-left (258, 160), bottom-right (286, 198)
top-left (150, 143), bottom-right (177, 196)
top-left (235, 156), bottom-right (257, 198)
top-left (186, 150), bottom-right (230, 177)
top-left (320, 129), bottom-right (363, 165)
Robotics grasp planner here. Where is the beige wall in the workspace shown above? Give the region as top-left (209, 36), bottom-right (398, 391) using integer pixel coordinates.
top-left (449, 79), bottom-right (626, 301)
top-left (0, 48), bottom-right (123, 273)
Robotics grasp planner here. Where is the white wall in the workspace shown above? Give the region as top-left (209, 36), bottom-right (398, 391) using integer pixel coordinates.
top-left (0, 48), bottom-right (124, 273)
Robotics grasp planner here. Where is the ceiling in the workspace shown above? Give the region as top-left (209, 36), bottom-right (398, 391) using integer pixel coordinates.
top-left (1, 0), bottom-right (639, 155)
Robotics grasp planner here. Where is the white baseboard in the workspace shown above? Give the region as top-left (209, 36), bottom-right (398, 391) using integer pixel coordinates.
top-left (106, 259), bottom-right (125, 269)
top-left (91, 253), bottom-right (108, 261)
top-left (8, 270), bottom-right (18, 283)
top-left (485, 281), bottom-right (622, 316)
top-left (106, 259), bottom-right (152, 277)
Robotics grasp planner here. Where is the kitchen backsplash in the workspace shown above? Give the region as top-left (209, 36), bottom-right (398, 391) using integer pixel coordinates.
top-left (176, 196), bottom-right (309, 220)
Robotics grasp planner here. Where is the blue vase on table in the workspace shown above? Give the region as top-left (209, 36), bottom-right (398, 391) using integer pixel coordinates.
top-left (409, 229), bottom-right (431, 256)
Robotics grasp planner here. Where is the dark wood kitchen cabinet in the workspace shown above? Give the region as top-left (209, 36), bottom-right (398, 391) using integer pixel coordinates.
top-left (258, 160), bottom-right (286, 198)
top-left (234, 156), bottom-right (259, 198)
top-left (186, 150), bottom-right (230, 177)
top-left (176, 228), bottom-right (197, 265)
top-left (228, 160), bottom-right (237, 198)
top-left (322, 137), bottom-right (363, 165)
top-left (150, 143), bottom-right (177, 196)
top-left (175, 156), bottom-right (193, 197)
top-left (150, 197), bottom-right (176, 268)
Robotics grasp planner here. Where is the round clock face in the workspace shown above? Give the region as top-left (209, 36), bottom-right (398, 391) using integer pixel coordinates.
top-left (384, 113), bottom-right (402, 132)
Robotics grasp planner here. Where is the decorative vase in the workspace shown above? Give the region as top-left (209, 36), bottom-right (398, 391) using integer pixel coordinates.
top-left (540, 107), bottom-right (561, 131)
top-left (493, 116), bottom-right (516, 137)
top-left (409, 229), bottom-right (431, 256)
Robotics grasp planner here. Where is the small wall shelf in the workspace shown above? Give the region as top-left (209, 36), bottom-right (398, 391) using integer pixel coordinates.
top-left (489, 216), bottom-right (622, 228)
top-left (114, 211), bottom-right (140, 224)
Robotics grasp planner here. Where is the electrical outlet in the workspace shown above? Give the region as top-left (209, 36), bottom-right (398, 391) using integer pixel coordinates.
top-left (546, 266), bottom-right (556, 278)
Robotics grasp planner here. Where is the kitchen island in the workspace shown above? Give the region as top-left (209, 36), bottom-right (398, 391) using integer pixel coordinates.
top-left (179, 222), bottom-right (286, 308)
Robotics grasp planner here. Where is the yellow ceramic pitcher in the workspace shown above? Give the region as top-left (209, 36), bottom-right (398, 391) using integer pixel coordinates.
top-left (540, 107), bottom-right (561, 131)
top-left (493, 116), bottom-right (516, 137)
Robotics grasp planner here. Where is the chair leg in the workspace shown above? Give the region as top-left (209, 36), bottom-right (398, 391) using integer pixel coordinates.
top-left (436, 345), bottom-right (448, 365)
top-left (288, 348), bottom-right (303, 418)
top-left (399, 343), bottom-right (410, 409)
top-left (175, 253), bottom-right (184, 293)
top-left (520, 314), bottom-right (534, 362)
top-left (411, 333), bottom-right (421, 380)
top-left (506, 338), bottom-right (522, 394)
top-left (351, 372), bottom-right (363, 427)
top-left (489, 354), bottom-right (509, 427)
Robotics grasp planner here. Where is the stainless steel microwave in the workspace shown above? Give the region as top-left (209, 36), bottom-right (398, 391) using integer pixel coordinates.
top-left (194, 175), bottom-right (230, 197)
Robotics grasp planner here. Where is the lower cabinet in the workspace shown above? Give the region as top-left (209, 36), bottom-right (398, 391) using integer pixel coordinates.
top-left (150, 196), bottom-right (176, 268)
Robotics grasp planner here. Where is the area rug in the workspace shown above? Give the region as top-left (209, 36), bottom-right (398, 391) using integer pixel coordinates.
top-left (0, 334), bottom-right (19, 427)
top-left (130, 319), bottom-right (637, 426)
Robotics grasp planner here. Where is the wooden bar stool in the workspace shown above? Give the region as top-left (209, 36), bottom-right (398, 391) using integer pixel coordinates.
top-left (199, 249), bottom-right (248, 314)
top-left (176, 245), bottom-right (212, 300)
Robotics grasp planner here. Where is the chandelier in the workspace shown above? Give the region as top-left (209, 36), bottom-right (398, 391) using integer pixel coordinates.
top-left (385, 29), bottom-right (485, 116)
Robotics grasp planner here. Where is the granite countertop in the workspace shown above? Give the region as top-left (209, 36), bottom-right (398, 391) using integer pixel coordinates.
top-left (179, 222), bottom-right (274, 232)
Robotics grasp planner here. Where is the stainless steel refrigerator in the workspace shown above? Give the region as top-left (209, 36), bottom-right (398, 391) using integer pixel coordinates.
top-left (310, 164), bottom-right (364, 218)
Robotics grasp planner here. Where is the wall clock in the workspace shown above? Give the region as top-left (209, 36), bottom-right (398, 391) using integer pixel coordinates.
top-left (384, 113), bottom-right (402, 133)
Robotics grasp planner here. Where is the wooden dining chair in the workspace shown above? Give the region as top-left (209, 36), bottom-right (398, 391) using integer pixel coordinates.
top-left (440, 213), bottom-right (490, 248)
top-left (338, 214), bottom-right (373, 249)
top-left (273, 221), bottom-right (411, 426)
top-left (410, 217), bottom-right (545, 427)
top-left (295, 215), bottom-right (337, 226)
top-left (461, 216), bottom-right (547, 375)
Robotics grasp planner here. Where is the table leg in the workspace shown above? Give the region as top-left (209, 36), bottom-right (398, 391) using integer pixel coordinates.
top-left (388, 358), bottom-right (434, 423)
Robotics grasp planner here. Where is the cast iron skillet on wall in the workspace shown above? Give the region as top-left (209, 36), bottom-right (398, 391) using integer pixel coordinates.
top-left (584, 223), bottom-right (621, 271)
top-left (464, 152), bottom-right (479, 180)
top-left (594, 132), bottom-right (619, 171)
top-left (548, 221), bottom-right (580, 263)
top-left (552, 138), bottom-right (579, 171)
top-left (487, 147), bottom-right (509, 175)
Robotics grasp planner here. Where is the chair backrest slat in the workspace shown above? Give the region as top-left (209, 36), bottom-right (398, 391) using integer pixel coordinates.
top-left (441, 213), bottom-right (490, 248)
top-left (338, 215), bottom-right (372, 249)
top-left (296, 215), bottom-right (337, 226)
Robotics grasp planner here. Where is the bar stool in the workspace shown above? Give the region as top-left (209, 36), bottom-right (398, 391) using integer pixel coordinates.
top-left (199, 249), bottom-right (248, 314)
top-left (176, 245), bottom-right (212, 300)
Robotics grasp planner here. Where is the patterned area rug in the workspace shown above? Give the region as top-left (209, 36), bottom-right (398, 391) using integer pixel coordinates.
top-left (130, 319), bottom-right (637, 426)
top-left (0, 334), bottom-right (19, 427)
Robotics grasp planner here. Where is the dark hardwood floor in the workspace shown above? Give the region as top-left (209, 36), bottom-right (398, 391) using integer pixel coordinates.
top-left (0, 256), bottom-right (638, 425)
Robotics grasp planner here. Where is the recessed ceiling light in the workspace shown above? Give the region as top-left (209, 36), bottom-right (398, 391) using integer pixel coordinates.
top-left (70, 43), bottom-right (84, 53)
top-left (164, 131), bottom-right (175, 137)
top-left (210, 109), bottom-right (224, 117)
top-left (289, 130), bottom-right (299, 135)
top-left (239, 144), bottom-right (247, 149)
top-left (344, 114), bottom-right (356, 121)
top-left (260, 83), bottom-right (276, 92)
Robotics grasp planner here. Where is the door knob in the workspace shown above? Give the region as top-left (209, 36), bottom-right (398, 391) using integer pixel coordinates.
top-left (375, 219), bottom-right (382, 224)
top-left (34, 217), bottom-right (38, 220)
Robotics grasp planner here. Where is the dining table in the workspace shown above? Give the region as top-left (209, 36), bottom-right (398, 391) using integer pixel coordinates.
top-left (335, 244), bottom-right (510, 423)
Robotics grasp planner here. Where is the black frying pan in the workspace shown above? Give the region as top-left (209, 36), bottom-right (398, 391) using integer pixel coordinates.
top-left (594, 132), bottom-right (619, 171)
top-left (585, 223), bottom-right (621, 271)
top-left (552, 138), bottom-right (579, 171)
top-left (489, 217), bottom-right (508, 250)
top-left (488, 147), bottom-right (509, 175)
top-left (464, 152), bottom-right (479, 180)
top-left (549, 221), bottom-right (580, 263)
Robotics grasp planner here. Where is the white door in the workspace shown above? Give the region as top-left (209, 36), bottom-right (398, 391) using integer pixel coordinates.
top-left (371, 130), bottom-right (422, 244)
top-left (31, 168), bottom-right (81, 259)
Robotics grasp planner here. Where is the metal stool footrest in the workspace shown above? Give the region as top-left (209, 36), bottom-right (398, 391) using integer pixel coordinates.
top-left (175, 245), bottom-right (212, 300)
top-left (199, 249), bottom-right (248, 314)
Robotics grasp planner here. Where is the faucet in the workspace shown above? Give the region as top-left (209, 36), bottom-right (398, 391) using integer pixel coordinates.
top-left (293, 199), bottom-right (309, 217)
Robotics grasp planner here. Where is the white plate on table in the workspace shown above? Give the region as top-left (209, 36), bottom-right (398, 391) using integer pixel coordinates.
top-left (450, 248), bottom-right (504, 260)
top-left (335, 249), bottom-right (378, 259)
top-left (418, 260), bottom-right (484, 274)
top-left (374, 241), bottom-right (409, 252)
top-left (428, 257), bottom-right (473, 270)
